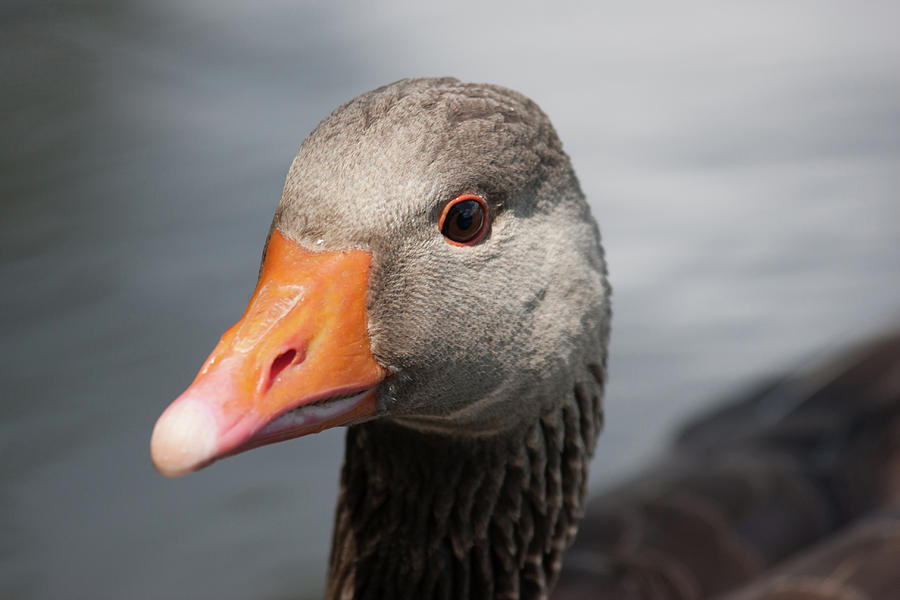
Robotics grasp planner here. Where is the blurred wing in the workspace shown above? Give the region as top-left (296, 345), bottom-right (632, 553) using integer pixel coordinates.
top-left (554, 329), bottom-right (900, 599)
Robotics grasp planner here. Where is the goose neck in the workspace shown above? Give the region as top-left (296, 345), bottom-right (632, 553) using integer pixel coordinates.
top-left (326, 377), bottom-right (603, 599)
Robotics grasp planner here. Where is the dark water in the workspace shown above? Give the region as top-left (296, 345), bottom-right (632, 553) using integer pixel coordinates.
top-left (2, 2), bottom-right (899, 598)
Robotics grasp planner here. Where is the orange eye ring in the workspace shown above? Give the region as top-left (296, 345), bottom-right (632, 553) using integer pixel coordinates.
top-left (438, 194), bottom-right (489, 246)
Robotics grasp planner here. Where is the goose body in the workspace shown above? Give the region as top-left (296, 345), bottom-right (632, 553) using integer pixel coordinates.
top-left (151, 78), bottom-right (900, 599)
top-left (555, 331), bottom-right (900, 599)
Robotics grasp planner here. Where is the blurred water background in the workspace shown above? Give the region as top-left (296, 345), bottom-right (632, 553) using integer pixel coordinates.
top-left (2, 1), bottom-right (899, 598)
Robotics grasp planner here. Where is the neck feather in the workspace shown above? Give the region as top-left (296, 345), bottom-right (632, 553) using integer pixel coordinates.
top-left (326, 365), bottom-right (604, 600)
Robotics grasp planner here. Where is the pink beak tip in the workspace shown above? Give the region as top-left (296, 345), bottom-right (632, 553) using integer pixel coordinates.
top-left (150, 399), bottom-right (220, 478)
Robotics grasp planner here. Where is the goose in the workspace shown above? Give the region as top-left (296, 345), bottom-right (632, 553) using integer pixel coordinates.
top-left (152, 77), bottom-right (610, 599)
top-left (150, 78), bottom-right (900, 599)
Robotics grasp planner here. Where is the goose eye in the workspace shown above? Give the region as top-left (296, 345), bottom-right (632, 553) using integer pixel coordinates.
top-left (439, 194), bottom-right (488, 245)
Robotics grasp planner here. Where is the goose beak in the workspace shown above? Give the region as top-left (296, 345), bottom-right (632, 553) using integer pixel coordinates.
top-left (150, 230), bottom-right (387, 477)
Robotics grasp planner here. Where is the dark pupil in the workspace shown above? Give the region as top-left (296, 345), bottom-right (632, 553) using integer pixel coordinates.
top-left (443, 199), bottom-right (484, 242)
top-left (455, 208), bottom-right (473, 231)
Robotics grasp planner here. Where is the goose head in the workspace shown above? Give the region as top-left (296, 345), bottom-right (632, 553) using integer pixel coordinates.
top-left (151, 77), bottom-right (609, 540)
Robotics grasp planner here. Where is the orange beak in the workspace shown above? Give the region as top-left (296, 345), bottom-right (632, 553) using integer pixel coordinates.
top-left (150, 230), bottom-right (387, 477)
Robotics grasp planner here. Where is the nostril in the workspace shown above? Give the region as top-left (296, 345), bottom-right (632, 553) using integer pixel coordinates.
top-left (268, 348), bottom-right (299, 390)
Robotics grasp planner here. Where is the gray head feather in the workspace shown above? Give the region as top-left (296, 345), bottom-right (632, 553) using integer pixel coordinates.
top-left (274, 77), bottom-right (610, 433)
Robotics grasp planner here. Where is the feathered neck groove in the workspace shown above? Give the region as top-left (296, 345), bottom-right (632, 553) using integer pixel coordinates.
top-left (326, 368), bottom-right (604, 600)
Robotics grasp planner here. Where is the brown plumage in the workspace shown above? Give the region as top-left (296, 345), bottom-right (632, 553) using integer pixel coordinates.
top-left (724, 516), bottom-right (900, 600)
top-left (554, 331), bottom-right (900, 599)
